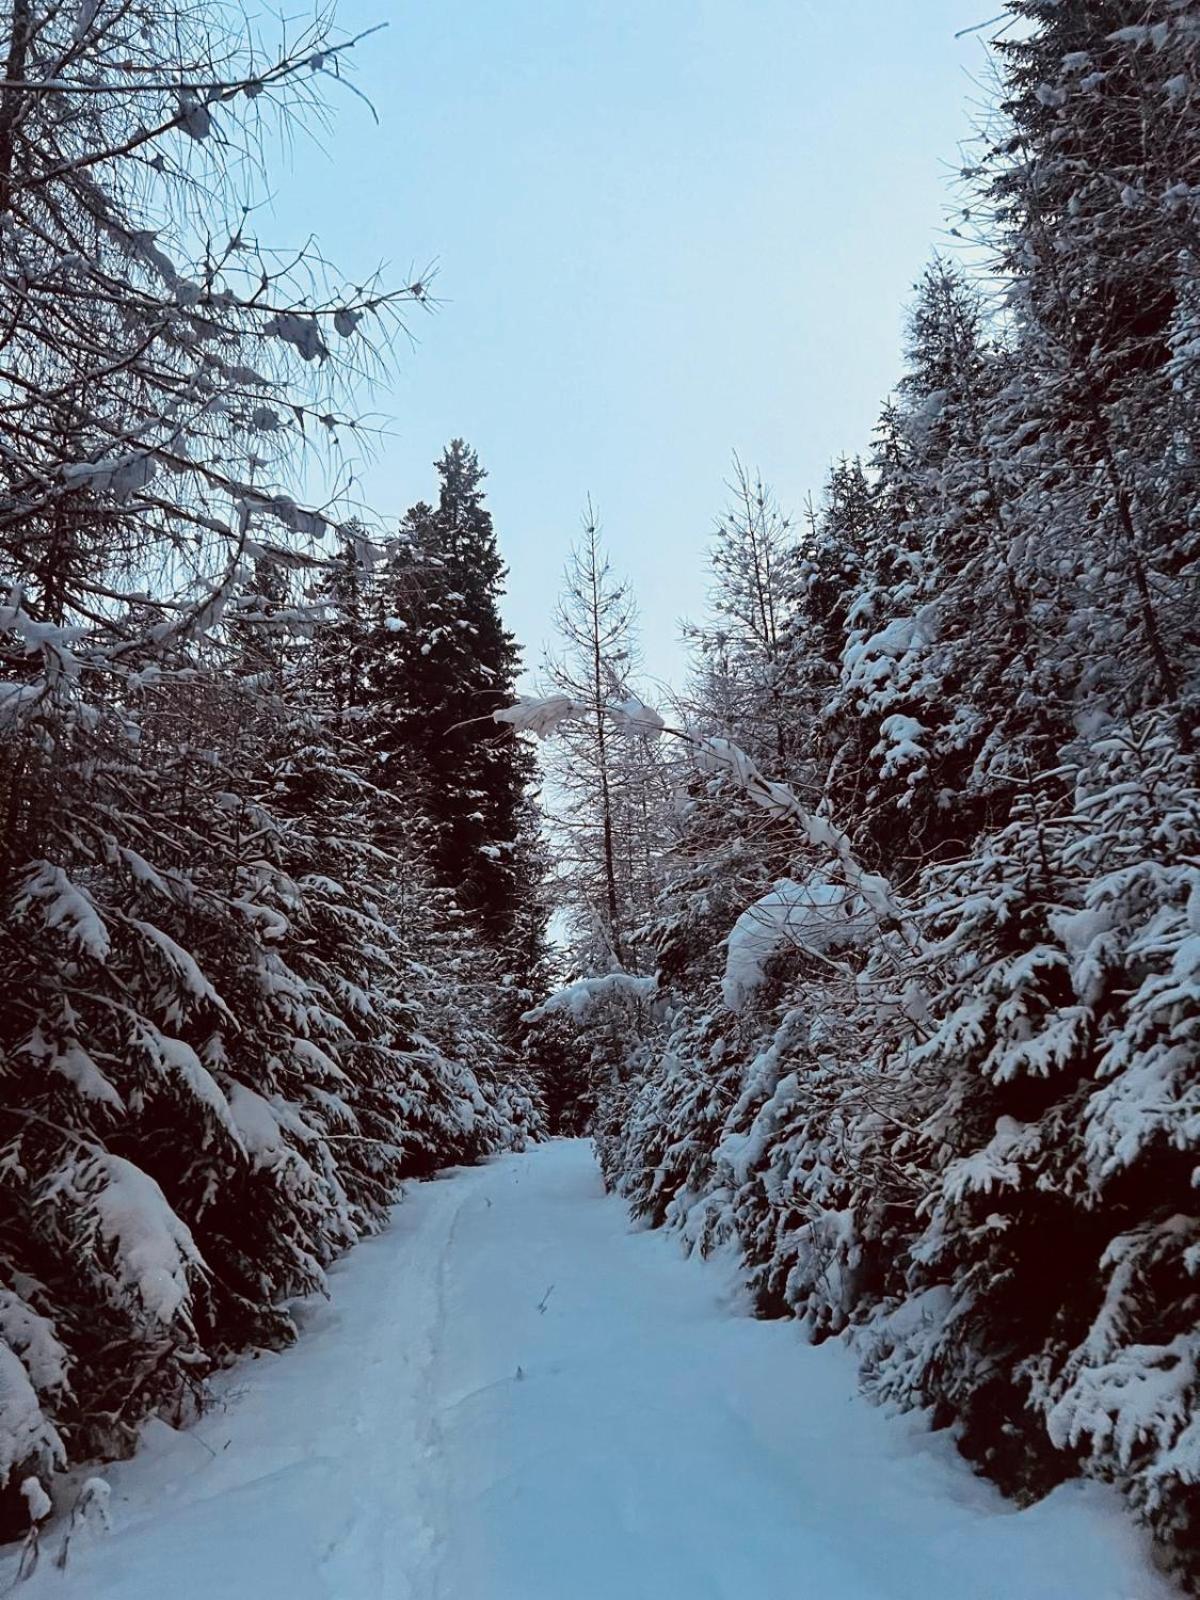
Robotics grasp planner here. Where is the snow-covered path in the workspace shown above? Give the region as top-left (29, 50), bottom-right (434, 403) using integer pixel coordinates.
top-left (9, 1140), bottom-right (1169, 1600)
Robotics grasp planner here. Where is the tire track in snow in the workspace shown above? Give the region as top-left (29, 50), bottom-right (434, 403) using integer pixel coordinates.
top-left (412, 1176), bottom-right (474, 1600)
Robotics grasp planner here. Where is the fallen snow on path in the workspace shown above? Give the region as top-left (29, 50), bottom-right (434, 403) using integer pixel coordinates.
top-left (5, 1140), bottom-right (1170, 1600)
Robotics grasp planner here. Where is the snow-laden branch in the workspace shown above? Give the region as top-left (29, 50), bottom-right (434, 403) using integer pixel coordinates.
top-left (494, 694), bottom-right (920, 950)
top-left (722, 876), bottom-right (873, 1014)
top-left (691, 737), bottom-right (915, 943)
top-left (523, 971), bottom-right (659, 1023)
top-left (493, 694), bottom-right (586, 739)
top-left (492, 692), bottom-right (664, 741)
top-left (606, 696), bottom-right (666, 739)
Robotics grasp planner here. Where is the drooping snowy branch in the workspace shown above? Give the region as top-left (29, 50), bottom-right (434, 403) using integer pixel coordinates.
top-left (494, 694), bottom-right (918, 948)
top-left (523, 971), bottom-right (659, 1024)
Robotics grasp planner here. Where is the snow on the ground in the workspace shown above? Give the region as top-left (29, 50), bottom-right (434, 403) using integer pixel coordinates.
top-left (3, 1140), bottom-right (1171, 1600)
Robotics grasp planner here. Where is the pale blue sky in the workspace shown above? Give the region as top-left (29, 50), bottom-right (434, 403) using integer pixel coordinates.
top-left (271, 1), bottom-right (992, 686)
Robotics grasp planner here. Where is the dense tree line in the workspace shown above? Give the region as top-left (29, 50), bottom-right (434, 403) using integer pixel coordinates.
top-left (528, 2), bottom-right (1199, 1584)
top-left (0, 0), bottom-right (543, 1548)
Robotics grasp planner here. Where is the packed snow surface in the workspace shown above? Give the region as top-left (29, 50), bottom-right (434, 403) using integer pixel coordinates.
top-left (6, 1140), bottom-right (1169, 1600)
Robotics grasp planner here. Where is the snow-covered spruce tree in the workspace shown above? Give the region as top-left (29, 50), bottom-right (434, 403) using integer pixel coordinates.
top-left (313, 454), bottom-right (553, 1082)
top-left (582, 453), bottom-right (878, 1227)
top-left (364, 442), bottom-right (545, 961)
top-left (593, 790), bottom-right (792, 1227)
top-left (0, 0), bottom-right (529, 1537)
top-left (837, 12), bottom-right (1200, 1569)
top-left (787, 453), bottom-right (873, 727)
top-left (255, 591), bottom-right (536, 1174)
top-left (595, 643), bottom-right (922, 1315)
top-left (857, 714), bottom-right (1199, 1573)
top-left (806, 260), bottom-right (1069, 884)
top-left (301, 534), bottom-right (546, 1137)
top-left (983, 1), bottom-right (1199, 739)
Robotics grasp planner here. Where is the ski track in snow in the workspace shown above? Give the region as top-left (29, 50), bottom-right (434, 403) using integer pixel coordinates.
top-left (4, 1139), bottom-right (1171, 1600)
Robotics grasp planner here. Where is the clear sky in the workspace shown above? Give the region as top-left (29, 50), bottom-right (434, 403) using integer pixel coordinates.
top-left (269, 1), bottom-right (994, 688)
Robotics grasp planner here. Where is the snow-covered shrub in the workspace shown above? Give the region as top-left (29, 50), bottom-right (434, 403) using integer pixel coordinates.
top-left (887, 718), bottom-right (1199, 1563)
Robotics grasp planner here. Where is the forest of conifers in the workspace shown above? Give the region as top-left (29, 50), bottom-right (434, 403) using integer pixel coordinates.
top-left (0, 0), bottom-right (1197, 1590)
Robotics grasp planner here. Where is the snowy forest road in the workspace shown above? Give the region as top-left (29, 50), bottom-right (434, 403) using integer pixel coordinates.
top-left (8, 1140), bottom-right (1169, 1600)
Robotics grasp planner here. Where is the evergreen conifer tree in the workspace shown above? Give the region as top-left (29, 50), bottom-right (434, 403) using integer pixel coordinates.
top-left (365, 442), bottom-right (545, 967)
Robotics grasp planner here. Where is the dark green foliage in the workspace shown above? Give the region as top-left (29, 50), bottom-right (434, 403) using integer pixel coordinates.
top-left (366, 442), bottom-right (541, 949)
